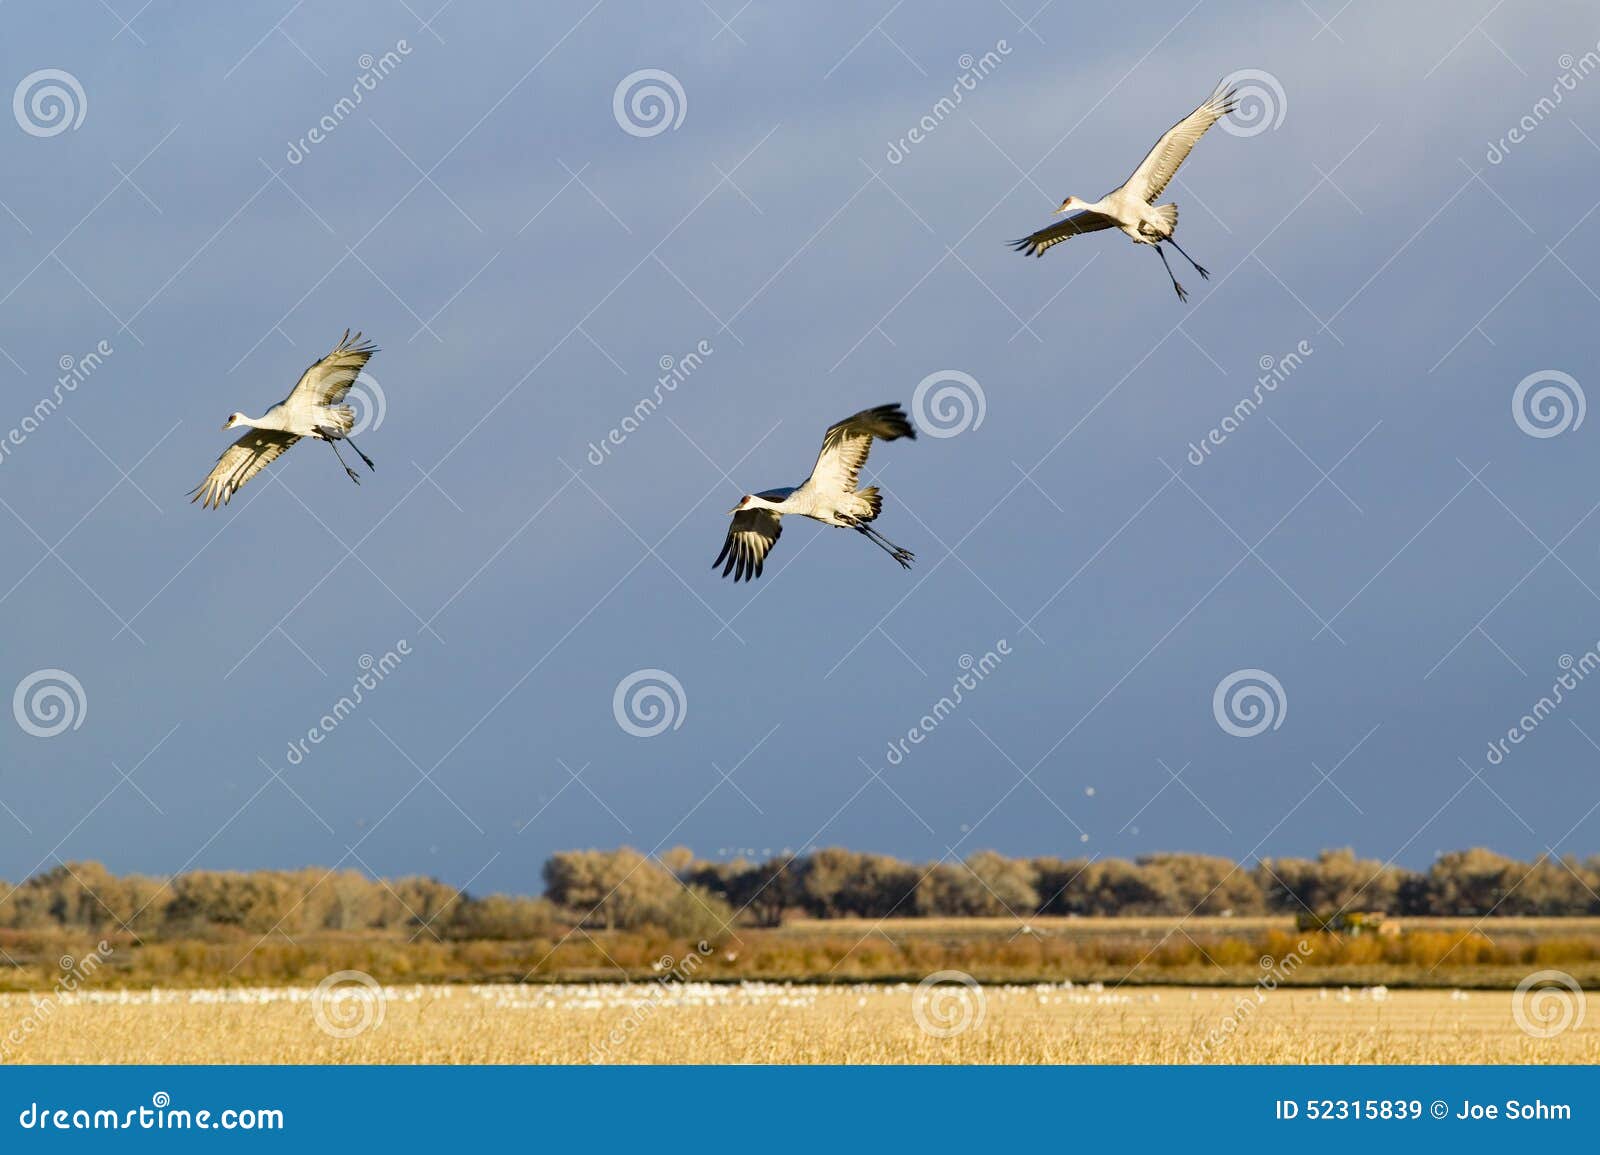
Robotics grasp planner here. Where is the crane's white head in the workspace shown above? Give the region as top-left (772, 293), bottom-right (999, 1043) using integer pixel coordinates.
top-left (1055, 195), bottom-right (1087, 215)
top-left (222, 412), bottom-right (249, 430)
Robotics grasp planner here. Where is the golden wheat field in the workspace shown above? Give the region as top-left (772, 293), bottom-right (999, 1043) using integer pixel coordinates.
top-left (4, 982), bottom-right (1597, 1064)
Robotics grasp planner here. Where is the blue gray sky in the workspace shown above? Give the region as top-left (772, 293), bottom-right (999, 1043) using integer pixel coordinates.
top-left (2, 1), bottom-right (1599, 897)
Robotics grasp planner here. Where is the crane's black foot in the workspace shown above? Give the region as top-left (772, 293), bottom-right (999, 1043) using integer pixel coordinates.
top-left (355, 448), bottom-right (375, 471)
top-left (1194, 263), bottom-right (1210, 280)
top-left (343, 465), bottom-right (361, 484)
top-left (1173, 280), bottom-right (1189, 303)
top-left (892, 547), bottom-right (915, 569)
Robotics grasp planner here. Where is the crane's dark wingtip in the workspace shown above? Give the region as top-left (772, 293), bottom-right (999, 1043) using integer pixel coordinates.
top-left (872, 403), bottom-right (915, 442)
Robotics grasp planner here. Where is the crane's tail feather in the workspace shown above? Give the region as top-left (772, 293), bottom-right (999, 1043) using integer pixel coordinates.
top-left (853, 486), bottom-right (883, 522)
top-left (323, 404), bottom-right (356, 435)
top-left (1150, 203), bottom-right (1178, 237)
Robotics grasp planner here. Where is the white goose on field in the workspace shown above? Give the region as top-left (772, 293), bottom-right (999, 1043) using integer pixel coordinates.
top-left (715, 403), bottom-right (916, 582)
top-left (1011, 81), bottom-right (1238, 302)
top-left (191, 330), bottom-right (379, 509)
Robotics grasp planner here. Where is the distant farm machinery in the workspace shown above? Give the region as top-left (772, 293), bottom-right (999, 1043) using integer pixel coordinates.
top-left (1295, 911), bottom-right (1398, 936)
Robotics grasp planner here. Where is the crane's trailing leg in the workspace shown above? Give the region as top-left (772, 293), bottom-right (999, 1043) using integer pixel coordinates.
top-left (1165, 237), bottom-right (1209, 280)
top-left (865, 525), bottom-right (914, 566)
top-left (345, 436), bottom-right (376, 472)
top-left (317, 427), bottom-right (362, 484)
top-left (855, 523), bottom-right (915, 569)
top-left (1155, 245), bottom-right (1188, 303)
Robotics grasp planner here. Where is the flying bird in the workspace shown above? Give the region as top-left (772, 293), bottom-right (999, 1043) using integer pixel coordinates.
top-left (715, 403), bottom-right (917, 582)
top-left (191, 330), bottom-right (379, 510)
top-left (1010, 81), bottom-right (1238, 301)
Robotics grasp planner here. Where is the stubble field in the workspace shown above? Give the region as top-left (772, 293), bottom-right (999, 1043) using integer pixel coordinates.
top-left (4, 981), bottom-right (1596, 1064)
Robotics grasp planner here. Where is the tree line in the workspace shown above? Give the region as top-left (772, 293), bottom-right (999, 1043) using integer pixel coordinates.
top-left (2, 847), bottom-right (1596, 939)
top-left (604, 846), bottom-right (1600, 926)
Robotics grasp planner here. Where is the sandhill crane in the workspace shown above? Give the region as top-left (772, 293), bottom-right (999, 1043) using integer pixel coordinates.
top-left (191, 330), bottom-right (379, 510)
top-left (1010, 82), bottom-right (1238, 302)
top-left (714, 403), bottom-right (916, 582)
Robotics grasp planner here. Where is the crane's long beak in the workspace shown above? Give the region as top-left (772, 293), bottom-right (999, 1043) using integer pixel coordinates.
top-left (1053, 203), bottom-right (1071, 215)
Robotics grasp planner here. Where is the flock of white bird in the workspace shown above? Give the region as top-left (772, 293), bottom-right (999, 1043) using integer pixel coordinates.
top-left (196, 82), bottom-right (1239, 582)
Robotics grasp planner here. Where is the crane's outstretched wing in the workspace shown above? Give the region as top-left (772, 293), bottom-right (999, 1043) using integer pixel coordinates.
top-left (284, 329), bottom-right (378, 408)
top-left (713, 508), bottom-right (782, 582)
top-left (1009, 210), bottom-right (1118, 258)
top-left (804, 403), bottom-right (915, 497)
top-left (190, 429), bottom-right (299, 509)
top-left (1123, 82), bottom-right (1237, 203)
